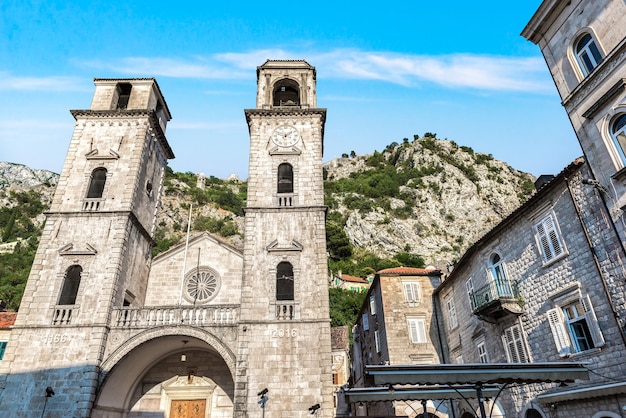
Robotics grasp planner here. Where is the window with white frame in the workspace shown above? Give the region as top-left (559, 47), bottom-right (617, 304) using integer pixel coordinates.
top-left (446, 297), bottom-right (458, 329)
top-left (547, 294), bottom-right (605, 357)
top-left (574, 33), bottom-right (603, 77)
top-left (403, 281), bottom-right (420, 306)
top-left (477, 341), bottom-right (489, 363)
top-left (535, 214), bottom-right (566, 263)
top-left (407, 318), bottom-right (427, 343)
top-left (503, 324), bottom-right (529, 363)
top-left (610, 114), bottom-right (626, 164)
top-left (370, 295), bottom-right (377, 315)
top-left (374, 330), bottom-right (381, 353)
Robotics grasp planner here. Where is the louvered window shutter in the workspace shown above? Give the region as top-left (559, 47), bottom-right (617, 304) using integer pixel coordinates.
top-left (580, 295), bottom-right (605, 347)
top-left (504, 327), bottom-right (519, 362)
top-left (404, 282), bottom-right (420, 303)
top-left (512, 325), bottom-right (528, 363)
top-left (408, 319), bottom-right (426, 343)
top-left (535, 215), bottom-right (565, 262)
top-left (504, 325), bottom-right (528, 363)
top-left (547, 308), bottom-right (572, 357)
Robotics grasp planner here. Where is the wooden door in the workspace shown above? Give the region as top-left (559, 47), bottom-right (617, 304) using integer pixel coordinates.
top-left (170, 399), bottom-right (206, 418)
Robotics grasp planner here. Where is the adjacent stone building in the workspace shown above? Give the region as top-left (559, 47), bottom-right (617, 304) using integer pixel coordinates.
top-left (351, 267), bottom-right (444, 417)
top-left (432, 158), bottom-right (626, 417)
top-left (0, 60), bottom-right (334, 418)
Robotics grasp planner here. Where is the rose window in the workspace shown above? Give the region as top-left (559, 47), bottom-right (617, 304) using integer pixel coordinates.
top-left (184, 268), bottom-right (220, 304)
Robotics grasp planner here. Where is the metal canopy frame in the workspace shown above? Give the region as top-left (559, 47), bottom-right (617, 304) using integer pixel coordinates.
top-left (344, 385), bottom-right (502, 418)
top-left (352, 363), bottom-right (590, 418)
top-left (344, 385), bottom-right (502, 402)
top-left (365, 362), bottom-right (590, 385)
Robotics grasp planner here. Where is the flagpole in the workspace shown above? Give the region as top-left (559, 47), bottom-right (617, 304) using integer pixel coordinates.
top-left (179, 204), bottom-right (193, 305)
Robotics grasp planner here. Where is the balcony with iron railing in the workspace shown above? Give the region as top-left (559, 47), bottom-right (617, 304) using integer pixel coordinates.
top-left (469, 280), bottom-right (523, 322)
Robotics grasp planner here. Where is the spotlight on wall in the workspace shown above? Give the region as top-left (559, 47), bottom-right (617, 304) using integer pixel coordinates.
top-left (309, 403), bottom-right (320, 414)
top-left (45, 387), bottom-right (55, 397)
top-left (181, 340), bottom-right (188, 362)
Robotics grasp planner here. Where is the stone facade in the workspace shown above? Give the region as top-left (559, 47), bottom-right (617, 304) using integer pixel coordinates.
top-left (434, 159), bottom-right (626, 417)
top-left (351, 267), bottom-right (444, 417)
top-left (237, 60), bottom-right (333, 418)
top-left (522, 0), bottom-right (626, 259)
top-left (0, 61), bottom-right (333, 418)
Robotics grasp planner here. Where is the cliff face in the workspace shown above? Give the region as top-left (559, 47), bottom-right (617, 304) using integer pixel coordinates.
top-left (0, 162), bottom-right (59, 189)
top-left (322, 138), bottom-right (536, 267)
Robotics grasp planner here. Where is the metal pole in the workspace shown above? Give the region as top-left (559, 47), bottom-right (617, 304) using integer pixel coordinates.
top-left (421, 399), bottom-right (429, 418)
top-left (475, 384), bottom-right (487, 418)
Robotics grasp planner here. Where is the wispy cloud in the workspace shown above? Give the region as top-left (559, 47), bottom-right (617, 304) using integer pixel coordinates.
top-left (81, 57), bottom-right (249, 79)
top-left (0, 72), bottom-right (86, 91)
top-left (79, 48), bottom-right (552, 93)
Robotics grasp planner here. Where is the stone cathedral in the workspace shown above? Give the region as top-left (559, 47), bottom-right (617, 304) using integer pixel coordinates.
top-left (0, 60), bottom-right (334, 418)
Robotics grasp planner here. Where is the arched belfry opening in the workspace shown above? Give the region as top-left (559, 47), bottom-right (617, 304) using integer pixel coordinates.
top-left (273, 78), bottom-right (300, 106)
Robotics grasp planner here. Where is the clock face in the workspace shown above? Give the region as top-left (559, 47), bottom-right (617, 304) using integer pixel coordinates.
top-left (272, 125), bottom-right (300, 147)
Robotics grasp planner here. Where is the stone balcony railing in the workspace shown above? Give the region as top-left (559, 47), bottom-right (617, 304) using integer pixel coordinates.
top-left (276, 193), bottom-right (295, 207)
top-left (273, 301), bottom-right (298, 320)
top-left (82, 198), bottom-right (105, 211)
top-left (52, 305), bottom-right (77, 325)
top-left (111, 305), bottom-right (239, 328)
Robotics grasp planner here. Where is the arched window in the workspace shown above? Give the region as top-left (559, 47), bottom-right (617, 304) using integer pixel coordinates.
top-left (575, 33), bottom-right (603, 76)
top-left (87, 167), bottom-right (107, 198)
top-left (277, 163), bottom-right (293, 194)
top-left (273, 79), bottom-right (300, 106)
top-left (611, 114), bottom-right (626, 162)
top-left (276, 262), bottom-right (294, 301)
top-left (59, 265), bottom-right (82, 305)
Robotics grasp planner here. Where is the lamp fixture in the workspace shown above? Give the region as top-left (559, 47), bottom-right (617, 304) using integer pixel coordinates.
top-left (308, 403), bottom-right (320, 415)
top-left (181, 340), bottom-right (188, 362)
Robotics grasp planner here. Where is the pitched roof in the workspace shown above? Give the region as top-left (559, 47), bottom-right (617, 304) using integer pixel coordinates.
top-left (377, 267), bottom-right (441, 276)
top-left (337, 274), bottom-right (369, 284)
top-left (0, 312), bottom-right (17, 329)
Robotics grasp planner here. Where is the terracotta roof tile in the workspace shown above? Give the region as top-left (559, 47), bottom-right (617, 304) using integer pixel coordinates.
top-left (337, 274), bottom-right (369, 284)
top-left (377, 267), bottom-right (441, 276)
top-left (0, 312), bottom-right (17, 329)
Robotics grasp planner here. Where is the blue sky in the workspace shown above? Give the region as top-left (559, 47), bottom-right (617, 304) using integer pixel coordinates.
top-left (0, 0), bottom-right (582, 180)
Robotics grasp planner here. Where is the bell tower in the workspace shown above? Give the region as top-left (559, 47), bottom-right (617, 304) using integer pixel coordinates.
top-left (236, 60), bottom-right (333, 417)
top-left (0, 78), bottom-right (173, 417)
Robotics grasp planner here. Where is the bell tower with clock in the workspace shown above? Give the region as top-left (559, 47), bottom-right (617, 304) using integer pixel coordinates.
top-left (236, 60), bottom-right (333, 417)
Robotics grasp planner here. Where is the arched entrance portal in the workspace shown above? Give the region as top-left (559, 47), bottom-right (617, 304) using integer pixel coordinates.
top-left (93, 332), bottom-right (235, 418)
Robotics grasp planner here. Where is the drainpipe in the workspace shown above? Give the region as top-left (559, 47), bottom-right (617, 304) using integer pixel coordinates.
top-left (565, 177), bottom-right (626, 348)
top-left (431, 292), bottom-right (458, 418)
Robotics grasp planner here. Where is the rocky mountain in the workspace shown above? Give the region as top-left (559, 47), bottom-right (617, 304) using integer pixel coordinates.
top-left (323, 136), bottom-right (536, 268)
top-left (0, 162), bottom-right (59, 189)
top-left (0, 135), bottom-right (537, 271)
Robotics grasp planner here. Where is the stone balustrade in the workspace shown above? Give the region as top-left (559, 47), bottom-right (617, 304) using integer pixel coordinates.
top-left (111, 305), bottom-right (239, 328)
